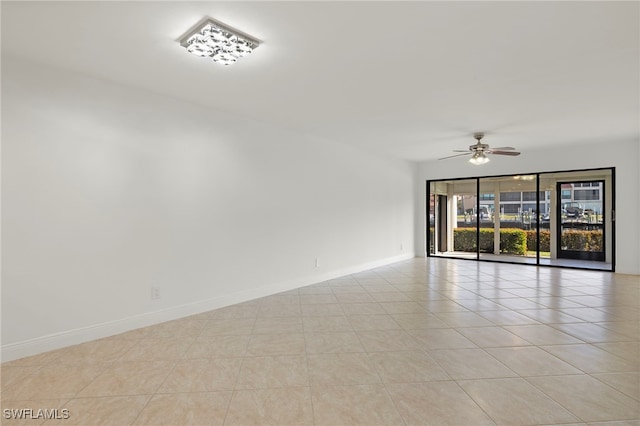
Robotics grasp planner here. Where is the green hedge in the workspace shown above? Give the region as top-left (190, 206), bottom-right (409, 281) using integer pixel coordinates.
top-left (526, 230), bottom-right (551, 252)
top-left (455, 228), bottom-right (602, 254)
top-left (453, 228), bottom-right (526, 255)
top-left (561, 230), bottom-right (603, 252)
top-left (500, 229), bottom-right (527, 255)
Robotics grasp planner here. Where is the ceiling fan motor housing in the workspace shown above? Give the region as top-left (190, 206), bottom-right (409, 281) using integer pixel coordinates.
top-left (470, 143), bottom-right (490, 152)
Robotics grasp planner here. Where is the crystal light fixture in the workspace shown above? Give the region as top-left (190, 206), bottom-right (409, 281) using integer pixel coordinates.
top-left (179, 18), bottom-right (260, 66)
top-left (469, 152), bottom-right (490, 165)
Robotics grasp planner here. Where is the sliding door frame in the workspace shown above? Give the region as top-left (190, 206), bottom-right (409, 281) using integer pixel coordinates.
top-left (426, 167), bottom-right (615, 272)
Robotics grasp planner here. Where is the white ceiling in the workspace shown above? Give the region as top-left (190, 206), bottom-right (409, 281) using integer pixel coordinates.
top-left (2, 1), bottom-right (638, 162)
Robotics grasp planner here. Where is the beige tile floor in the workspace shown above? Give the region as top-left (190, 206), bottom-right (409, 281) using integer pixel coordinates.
top-left (1, 258), bottom-right (639, 425)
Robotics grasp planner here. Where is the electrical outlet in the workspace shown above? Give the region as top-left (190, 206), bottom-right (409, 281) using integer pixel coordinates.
top-left (400, 243), bottom-right (404, 251)
top-left (315, 257), bottom-right (319, 268)
top-left (151, 286), bottom-right (161, 300)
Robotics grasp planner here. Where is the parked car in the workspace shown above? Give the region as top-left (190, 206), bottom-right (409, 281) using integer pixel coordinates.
top-left (562, 202), bottom-right (584, 218)
top-left (467, 207), bottom-right (491, 222)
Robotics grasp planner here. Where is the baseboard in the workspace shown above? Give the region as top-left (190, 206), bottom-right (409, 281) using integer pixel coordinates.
top-left (1, 252), bottom-right (415, 362)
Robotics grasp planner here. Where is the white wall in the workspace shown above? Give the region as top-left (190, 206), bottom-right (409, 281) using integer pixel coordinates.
top-left (416, 139), bottom-right (640, 275)
top-left (1, 56), bottom-right (416, 360)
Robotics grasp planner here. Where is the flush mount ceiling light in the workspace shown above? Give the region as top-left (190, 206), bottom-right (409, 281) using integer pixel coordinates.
top-left (179, 17), bottom-right (260, 66)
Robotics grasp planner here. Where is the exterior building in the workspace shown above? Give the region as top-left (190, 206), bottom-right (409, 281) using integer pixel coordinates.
top-left (477, 182), bottom-right (604, 218)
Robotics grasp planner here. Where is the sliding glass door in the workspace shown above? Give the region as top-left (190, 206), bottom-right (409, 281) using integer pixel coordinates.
top-left (427, 168), bottom-right (614, 271)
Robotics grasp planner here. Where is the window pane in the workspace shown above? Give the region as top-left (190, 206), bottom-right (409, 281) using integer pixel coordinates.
top-left (574, 190), bottom-right (600, 201)
top-left (500, 192), bottom-right (521, 202)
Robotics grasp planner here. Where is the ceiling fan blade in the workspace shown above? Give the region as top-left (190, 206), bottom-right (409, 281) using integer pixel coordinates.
top-left (490, 146), bottom-right (515, 150)
top-left (438, 152), bottom-right (472, 160)
top-left (491, 150), bottom-right (521, 156)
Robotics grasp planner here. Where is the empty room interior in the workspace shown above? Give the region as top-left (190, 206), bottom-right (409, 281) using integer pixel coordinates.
top-left (1, 1), bottom-right (639, 425)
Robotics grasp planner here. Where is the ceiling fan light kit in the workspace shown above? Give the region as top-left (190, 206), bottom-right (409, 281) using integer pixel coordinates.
top-left (469, 151), bottom-right (490, 165)
top-left (438, 132), bottom-right (521, 165)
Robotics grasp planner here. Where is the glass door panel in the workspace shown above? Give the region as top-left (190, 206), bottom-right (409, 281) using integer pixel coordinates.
top-left (478, 178), bottom-right (498, 261)
top-left (478, 175), bottom-right (538, 263)
top-left (428, 179), bottom-right (478, 259)
top-left (428, 192), bottom-right (435, 255)
top-left (538, 175), bottom-right (554, 260)
top-left (428, 181), bottom-right (453, 256)
top-left (558, 180), bottom-right (605, 261)
top-left (539, 169), bottom-right (612, 270)
top-left (451, 179), bottom-right (478, 259)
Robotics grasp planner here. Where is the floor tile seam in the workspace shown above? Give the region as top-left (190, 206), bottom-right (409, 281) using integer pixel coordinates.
top-left (527, 318), bottom-right (591, 327)
top-left (507, 370), bottom-right (588, 380)
top-left (349, 331), bottom-right (405, 382)
top-left (0, 396), bottom-right (74, 408)
top-left (417, 348), bottom-right (456, 382)
top-left (66, 390), bottom-right (162, 400)
top-left (533, 332), bottom-right (595, 347)
top-left (34, 357), bottom-right (119, 403)
top-left (588, 372), bottom-right (640, 403)
top-left (592, 305), bottom-right (638, 317)
top-left (443, 323), bottom-right (504, 329)
top-left (518, 307), bottom-right (587, 318)
top-left (299, 342), bottom-right (317, 425)
top-left (72, 392), bottom-right (152, 426)
top-left (500, 326), bottom-right (590, 346)
top-left (232, 381), bottom-right (314, 391)
top-left (543, 340), bottom-right (640, 363)
top-left (377, 383), bottom-right (409, 426)
top-left (361, 350), bottom-right (395, 388)
top-left (456, 376), bottom-right (586, 425)
top-left (222, 340), bottom-right (261, 426)
top-left (300, 299), bottom-right (340, 306)
top-left (534, 345), bottom-right (598, 375)
top-left (545, 325), bottom-right (638, 344)
top-left (475, 372), bottom-right (583, 411)
top-left (300, 358), bottom-right (317, 426)
top-left (349, 345), bottom-right (410, 425)
top-left (447, 378), bottom-right (500, 426)
top-left (592, 340), bottom-right (640, 361)
top-left (374, 376), bottom-right (457, 386)
top-left (458, 341), bottom-right (538, 350)
top-left (334, 295), bottom-right (374, 303)
top-left (0, 361), bottom-right (65, 392)
top-left (471, 346), bottom-right (527, 380)
top-left (424, 347), bottom-right (510, 383)
top-left (121, 355), bottom-right (180, 417)
top-left (87, 341), bottom-right (139, 365)
top-left (520, 375), bottom-right (617, 424)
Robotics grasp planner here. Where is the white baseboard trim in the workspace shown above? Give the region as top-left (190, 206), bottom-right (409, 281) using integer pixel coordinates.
top-left (1, 253), bottom-right (415, 362)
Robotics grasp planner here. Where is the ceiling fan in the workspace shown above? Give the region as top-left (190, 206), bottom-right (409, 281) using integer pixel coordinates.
top-left (438, 133), bottom-right (521, 165)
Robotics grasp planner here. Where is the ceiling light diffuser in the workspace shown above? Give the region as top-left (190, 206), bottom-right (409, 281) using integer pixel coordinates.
top-left (179, 18), bottom-right (259, 66)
